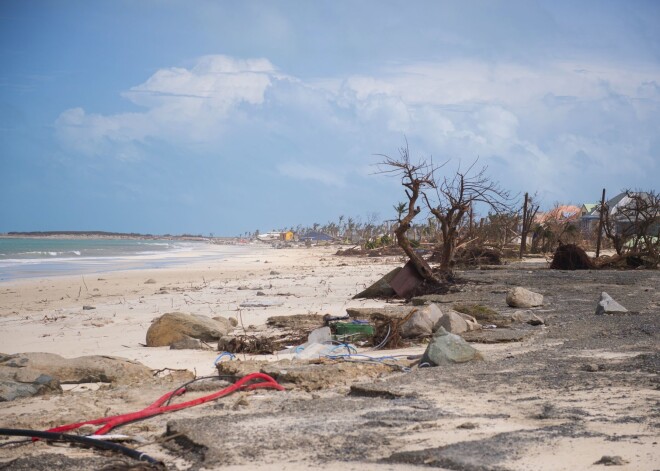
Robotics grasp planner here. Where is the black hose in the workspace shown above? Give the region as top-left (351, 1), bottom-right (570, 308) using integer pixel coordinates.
top-left (0, 428), bottom-right (162, 466)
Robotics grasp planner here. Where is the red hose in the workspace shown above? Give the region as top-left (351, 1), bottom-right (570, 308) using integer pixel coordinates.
top-left (45, 373), bottom-right (284, 437)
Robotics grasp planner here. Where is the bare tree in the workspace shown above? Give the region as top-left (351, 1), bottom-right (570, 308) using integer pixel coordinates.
top-left (376, 143), bottom-right (441, 284)
top-left (601, 190), bottom-right (660, 263)
top-left (424, 161), bottom-right (514, 279)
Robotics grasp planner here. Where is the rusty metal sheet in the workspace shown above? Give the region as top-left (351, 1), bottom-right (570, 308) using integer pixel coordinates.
top-left (389, 260), bottom-right (424, 298)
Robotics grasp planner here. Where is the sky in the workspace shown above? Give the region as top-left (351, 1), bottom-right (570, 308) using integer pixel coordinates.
top-left (1, 0), bottom-right (659, 236)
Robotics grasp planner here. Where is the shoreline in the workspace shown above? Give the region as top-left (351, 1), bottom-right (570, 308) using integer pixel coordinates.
top-left (0, 244), bottom-right (400, 373)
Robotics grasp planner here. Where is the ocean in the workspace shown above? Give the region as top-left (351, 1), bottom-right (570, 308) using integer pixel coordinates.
top-left (0, 237), bottom-right (239, 281)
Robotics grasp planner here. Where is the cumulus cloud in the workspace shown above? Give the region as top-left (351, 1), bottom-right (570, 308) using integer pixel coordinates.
top-left (54, 54), bottom-right (659, 203)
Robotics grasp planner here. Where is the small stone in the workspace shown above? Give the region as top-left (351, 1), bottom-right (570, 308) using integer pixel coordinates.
top-left (256, 291), bottom-right (266, 296)
top-left (583, 363), bottom-right (599, 372)
top-left (435, 310), bottom-right (470, 334)
top-left (457, 422), bottom-right (478, 429)
top-left (228, 317), bottom-right (238, 327)
top-left (82, 305), bottom-right (96, 310)
top-left (144, 278), bottom-right (157, 284)
top-left (594, 455), bottom-right (628, 466)
top-left (269, 270), bottom-right (280, 275)
top-left (420, 327), bottom-right (482, 366)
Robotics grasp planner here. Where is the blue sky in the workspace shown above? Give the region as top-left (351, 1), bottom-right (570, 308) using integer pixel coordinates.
top-left (1, 1), bottom-right (659, 236)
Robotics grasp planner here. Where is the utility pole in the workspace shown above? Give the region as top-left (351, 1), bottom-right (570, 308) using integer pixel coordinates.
top-left (519, 192), bottom-right (529, 259)
top-left (596, 188), bottom-right (606, 258)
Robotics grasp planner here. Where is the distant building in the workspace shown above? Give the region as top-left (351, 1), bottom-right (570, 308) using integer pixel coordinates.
top-left (298, 231), bottom-right (334, 242)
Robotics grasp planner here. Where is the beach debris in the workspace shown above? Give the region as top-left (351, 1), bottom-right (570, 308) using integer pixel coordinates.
top-left (595, 292), bottom-right (628, 315)
top-left (146, 312), bottom-right (229, 347)
top-left (267, 313), bottom-right (324, 331)
top-left (217, 334), bottom-right (285, 354)
top-left (144, 278), bottom-right (157, 284)
top-left (594, 456), bottom-right (628, 466)
top-left (550, 243), bottom-right (595, 270)
top-left (352, 267), bottom-right (401, 299)
top-left (82, 305), bottom-right (96, 310)
top-left (0, 352), bottom-right (152, 386)
top-left (453, 303), bottom-right (500, 322)
top-left (420, 327), bottom-right (482, 366)
top-left (389, 261), bottom-right (425, 298)
top-left (506, 287), bottom-right (543, 308)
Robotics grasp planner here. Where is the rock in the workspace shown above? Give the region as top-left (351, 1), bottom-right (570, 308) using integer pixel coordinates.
top-left (506, 287), bottom-right (543, 308)
top-left (256, 291), bottom-right (266, 296)
top-left (269, 270), bottom-right (280, 275)
top-left (144, 278), bottom-right (157, 284)
top-left (0, 374), bottom-right (61, 402)
top-left (435, 310), bottom-right (470, 334)
top-left (82, 305), bottom-right (95, 310)
top-left (420, 327), bottom-right (482, 366)
top-left (595, 292), bottom-right (628, 315)
top-left (400, 304), bottom-right (443, 338)
top-left (0, 352), bottom-right (151, 385)
top-left (594, 455), bottom-right (628, 466)
top-left (212, 316), bottom-right (234, 332)
top-left (146, 312), bottom-right (229, 347)
top-left (510, 310), bottom-right (545, 325)
top-left (452, 303), bottom-right (500, 322)
top-left (228, 317), bottom-right (238, 327)
top-left (352, 267), bottom-right (401, 299)
top-left (170, 337), bottom-right (204, 350)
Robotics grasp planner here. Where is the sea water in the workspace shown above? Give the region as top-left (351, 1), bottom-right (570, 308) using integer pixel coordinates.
top-left (0, 238), bottom-right (242, 281)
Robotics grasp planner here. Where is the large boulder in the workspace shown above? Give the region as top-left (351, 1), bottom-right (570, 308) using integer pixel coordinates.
top-left (146, 312), bottom-right (229, 347)
top-left (399, 304), bottom-right (444, 338)
top-left (420, 327), bottom-right (482, 366)
top-left (595, 292), bottom-right (628, 315)
top-left (506, 287), bottom-right (543, 308)
top-left (0, 352), bottom-right (151, 386)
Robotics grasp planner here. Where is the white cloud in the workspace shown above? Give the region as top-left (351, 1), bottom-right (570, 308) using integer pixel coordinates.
top-left (53, 54), bottom-right (659, 203)
top-left (277, 162), bottom-right (345, 187)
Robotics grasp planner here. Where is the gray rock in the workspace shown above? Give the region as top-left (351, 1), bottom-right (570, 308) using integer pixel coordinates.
top-left (82, 305), bottom-right (95, 310)
top-left (595, 292), bottom-right (628, 315)
top-left (146, 311), bottom-right (229, 347)
top-left (144, 278), bottom-right (157, 284)
top-left (435, 310), bottom-right (470, 334)
top-left (0, 374), bottom-right (61, 402)
top-left (506, 287), bottom-right (543, 308)
top-left (594, 455), bottom-right (628, 466)
top-left (400, 304), bottom-right (443, 338)
top-left (420, 327), bottom-right (482, 366)
top-left (0, 352), bottom-right (151, 385)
